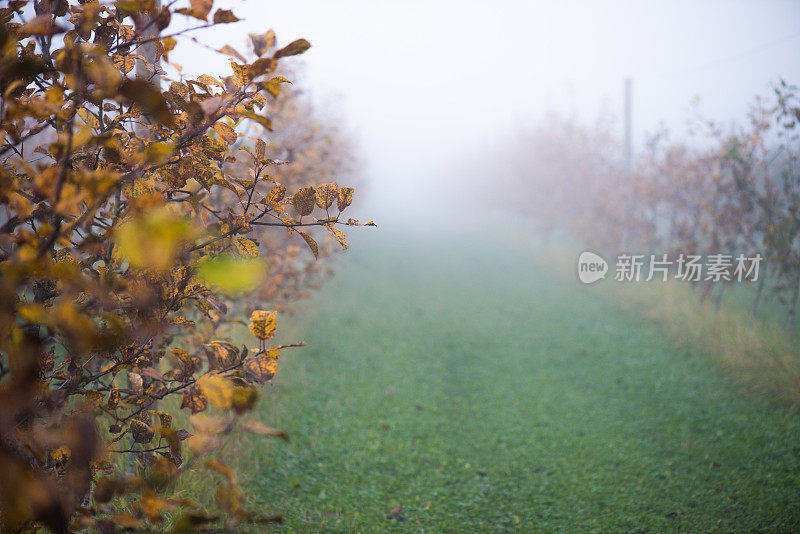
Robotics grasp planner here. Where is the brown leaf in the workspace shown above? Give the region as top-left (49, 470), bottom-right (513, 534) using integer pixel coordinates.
top-left (128, 372), bottom-right (143, 396)
top-left (158, 427), bottom-right (184, 467)
top-left (242, 420), bottom-right (289, 441)
top-left (113, 513), bottom-right (143, 530)
top-left (292, 187), bottom-right (316, 216)
top-left (180, 387), bottom-right (208, 414)
top-left (218, 44), bottom-right (247, 64)
top-left (250, 58), bottom-right (277, 79)
top-left (119, 79), bottom-right (176, 128)
top-left (130, 420), bottom-right (154, 444)
top-left (386, 504), bottom-right (403, 518)
top-left (190, 0), bottom-right (213, 20)
top-left (273, 39), bottom-right (311, 59)
top-left (249, 29), bottom-right (276, 56)
top-left (171, 512), bottom-right (219, 532)
top-left (204, 459), bottom-right (236, 482)
top-left (107, 388), bottom-right (120, 410)
top-left (212, 9), bottom-right (239, 24)
top-left (140, 367), bottom-right (164, 382)
top-left (19, 15), bottom-right (64, 37)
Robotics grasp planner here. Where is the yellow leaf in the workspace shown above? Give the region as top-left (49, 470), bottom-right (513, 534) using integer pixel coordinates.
top-left (231, 385), bottom-right (259, 413)
top-left (264, 185), bottom-right (286, 205)
top-left (50, 446), bottom-right (71, 464)
top-left (108, 388), bottom-right (120, 410)
top-left (248, 311), bottom-right (277, 341)
top-left (197, 373), bottom-right (234, 409)
top-left (298, 231), bottom-right (319, 259)
top-left (228, 58), bottom-right (250, 85)
top-left (262, 75), bottom-right (291, 98)
top-left (196, 74), bottom-right (222, 87)
top-left (329, 227), bottom-right (348, 249)
top-left (241, 110), bottom-right (273, 131)
top-left (212, 122), bottom-right (237, 145)
top-left (233, 236), bottom-right (258, 258)
top-left (337, 187), bottom-right (354, 211)
top-left (244, 349), bottom-right (278, 384)
top-left (112, 53), bottom-right (136, 75)
top-left (315, 182), bottom-right (338, 210)
top-left (169, 316), bottom-right (196, 326)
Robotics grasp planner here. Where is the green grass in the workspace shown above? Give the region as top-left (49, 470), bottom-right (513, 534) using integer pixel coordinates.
top-left (230, 228), bottom-right (800, 532)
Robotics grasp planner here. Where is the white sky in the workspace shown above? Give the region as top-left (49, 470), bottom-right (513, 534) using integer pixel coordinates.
top-left (174, 0), bottom-right (800, 209)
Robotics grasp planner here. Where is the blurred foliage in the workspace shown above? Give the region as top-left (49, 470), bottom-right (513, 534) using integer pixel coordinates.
top-left (0, 0), bottom-right (371, 531)
top-left (478, 82), bottom-right (800, 329)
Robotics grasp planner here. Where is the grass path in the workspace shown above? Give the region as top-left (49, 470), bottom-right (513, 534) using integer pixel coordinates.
top-left (240, 229), bottom-right (800, 532)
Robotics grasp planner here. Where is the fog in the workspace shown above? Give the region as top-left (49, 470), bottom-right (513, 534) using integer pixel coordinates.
top-left (174, 0), bottom-right (800, 219)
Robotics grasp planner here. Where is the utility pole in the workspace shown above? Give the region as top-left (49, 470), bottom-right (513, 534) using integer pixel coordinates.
top-left (624, 77), bottom-right (632, 174)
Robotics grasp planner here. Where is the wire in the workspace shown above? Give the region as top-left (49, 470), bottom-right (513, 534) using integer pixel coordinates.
top-left (639, 30), bottom-right (800, 82)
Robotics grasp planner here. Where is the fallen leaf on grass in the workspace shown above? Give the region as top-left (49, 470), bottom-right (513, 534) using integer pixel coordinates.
top-left (386, 504), bottom-right (403, 518)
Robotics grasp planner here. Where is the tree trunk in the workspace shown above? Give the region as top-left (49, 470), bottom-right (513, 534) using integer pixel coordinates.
top-left (133, 1), bottom-right (162, 143)
top-left (129, 5), bottom-right (162, 476)
top-left (134, 1), bottom-right (162, 88)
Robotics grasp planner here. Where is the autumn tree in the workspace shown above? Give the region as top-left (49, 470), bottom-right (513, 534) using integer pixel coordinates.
top-left (221, 42), bottom-right (363, 313)
top-left (0, 0), bottom-right (370, 531)
top-left (472, 83), bottom-right (800, 326)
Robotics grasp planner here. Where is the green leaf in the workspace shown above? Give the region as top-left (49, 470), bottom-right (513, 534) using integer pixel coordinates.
top-left (115, 210), bottom-right (195, 272)
top-left (196, 254), bottom-right (267, 295)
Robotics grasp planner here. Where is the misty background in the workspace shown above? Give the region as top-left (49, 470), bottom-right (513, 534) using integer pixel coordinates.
top-left (174, 0), bottom-right (800, 217)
